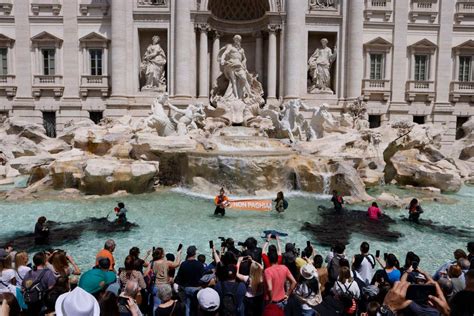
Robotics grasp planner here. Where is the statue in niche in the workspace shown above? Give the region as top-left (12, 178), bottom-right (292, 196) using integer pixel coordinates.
top-left (308, 38), bottom-right (337, 94)
top-left (309, 0), bottom-right (336, 10)
top-left (140, 35), bottom-right (166, 91)
top-left (210, 34), bottom-right (264, 125)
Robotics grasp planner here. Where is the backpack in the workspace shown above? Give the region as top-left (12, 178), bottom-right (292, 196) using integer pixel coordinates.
top-left (220, 281), bottom-right (238, 316)
top-left (22, 269), bottom-right (48, 305)
top-left (283, 199), bottom-right (289, 210)
top-left (337, 281), bottom-right (358, 315)
top-left (328, 256), bottom-right (341, 282)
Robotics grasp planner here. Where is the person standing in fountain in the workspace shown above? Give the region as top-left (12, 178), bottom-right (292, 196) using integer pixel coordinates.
top-left (214, 188), bottom-right (229, 216)
top-left (115, 202), bottom-right (127, 225)
top-left (34, 216), bottom-right (49, 245)
top-left (274, 191), bottom-right (286, 213)
top-left (407, 198), bottom-right (423, 223)
top-left (367, 202), bottom-right (382, 220)
top-left (331, 190), bottom-right (344, 212)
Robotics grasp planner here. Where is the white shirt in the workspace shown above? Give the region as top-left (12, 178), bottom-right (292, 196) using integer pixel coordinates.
top-left (357, 254), bottom-right (375, 285)
top-left (332, 280), bottom-right (360, 299)
top-left (0, 269), bottom-right (17, 296)
top-left (15, 265), bottom-right (31, 285)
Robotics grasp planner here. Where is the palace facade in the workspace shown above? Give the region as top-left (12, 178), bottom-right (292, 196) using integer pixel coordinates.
top-left (0, 0), bottom-right (473, 147)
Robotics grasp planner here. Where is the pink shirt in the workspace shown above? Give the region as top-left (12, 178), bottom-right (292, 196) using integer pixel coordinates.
top-left (367, 206), bottom-right (382, 220)
top-left (264, 264), bottom-right (292, 302)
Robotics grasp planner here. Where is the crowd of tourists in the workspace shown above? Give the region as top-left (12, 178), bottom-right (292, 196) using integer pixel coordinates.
top-left (1, 234), bottom-right (473, 316)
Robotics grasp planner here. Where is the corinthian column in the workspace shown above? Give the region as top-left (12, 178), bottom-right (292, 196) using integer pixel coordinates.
top-left (284, 0), bottom-right (306, 98)
top-left (211, 31), bottom-right (221, 86)
top-left (254, 31), bottom-right (263, 79)
top-left (111, 0), bottom-right (127, 96)
top-left (345, 0), bottom-right (364, 99)
top-left (197, 24), bottom-right (210, 98)
top-left (174, 0), bottom-right (195, 98)
top-left (267, 25), bottom-right (280, 100)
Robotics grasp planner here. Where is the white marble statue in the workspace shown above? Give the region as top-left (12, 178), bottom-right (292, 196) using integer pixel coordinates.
top-left (210, 34), bottom-right (264, 125)
top-left (308, 38), bottom-right (337, 94)
top-left (140, 35), bottom-right (167, 91)
top-left (309, 0), bottom-right (336, 10)
top-left (346, 96), bottom-right (369, 130)
top-left (261, 99), bottom-right (310, 143)
top-left (146, 94), bottom-right (175, 136)
top-left (168, 103), bottom-right (206, 136)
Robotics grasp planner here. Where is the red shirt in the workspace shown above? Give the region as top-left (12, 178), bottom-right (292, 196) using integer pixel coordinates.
top-left (262, 254), bottom-right (282, 269)
top-left (367, 206), bottom-right (382, 220)
top-left (264, 264), bottom-right (292, 302)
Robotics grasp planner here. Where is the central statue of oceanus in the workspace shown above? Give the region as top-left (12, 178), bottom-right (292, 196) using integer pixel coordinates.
top-left (209, 34), bottom-right (264, 125)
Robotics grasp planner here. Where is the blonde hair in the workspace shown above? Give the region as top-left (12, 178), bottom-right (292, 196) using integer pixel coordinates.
top-left (249, 262), bottom-right (263, 294)
top-left (339, 266), bottom-right (352, 283)
top-left (15, 252), bottom-right (28, 270)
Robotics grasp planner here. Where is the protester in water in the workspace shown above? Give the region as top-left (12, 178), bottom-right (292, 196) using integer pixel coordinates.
top-left (34, 216), bottom-right (49, 245)
top-left (407, 198), bottom-right (423, 223)
top-left (331, 190), bottom-right (344, 212)
top-left (274, 191), bottom-right (286, 213)
top-left (115, 202), bottom-right (128, 224)
top-left (214, 187), bottom-right (229, 216)
top-left (367, 202), bottom-right (382, 220)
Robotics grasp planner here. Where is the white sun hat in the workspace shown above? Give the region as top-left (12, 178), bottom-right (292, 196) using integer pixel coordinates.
top-left (55, 287), bottom-right (100, 316)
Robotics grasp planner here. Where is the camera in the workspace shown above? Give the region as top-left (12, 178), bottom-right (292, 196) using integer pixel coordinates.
top-left (237, 241), bottom-right (245, 247)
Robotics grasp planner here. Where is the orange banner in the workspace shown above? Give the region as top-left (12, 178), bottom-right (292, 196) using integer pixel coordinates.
top-left (228, 199), bottom-right (273, 212)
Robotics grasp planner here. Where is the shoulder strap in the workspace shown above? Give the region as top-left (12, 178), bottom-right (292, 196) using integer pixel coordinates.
top-left (170, 300), bottom-right (177, 315)
top-left (27, 269), bottom-right (48, 290)
top-left (366, 254), bottom-right (376, 269)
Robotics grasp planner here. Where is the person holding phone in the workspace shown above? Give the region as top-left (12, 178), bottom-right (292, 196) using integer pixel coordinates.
top-left (262, 235), bottom-right (282, 269)
top-left (214, 188), bottom-right (230, 216)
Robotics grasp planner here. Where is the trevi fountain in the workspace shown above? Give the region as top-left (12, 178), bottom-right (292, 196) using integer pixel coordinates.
top-left (0, 34), bottom-right (473, 271)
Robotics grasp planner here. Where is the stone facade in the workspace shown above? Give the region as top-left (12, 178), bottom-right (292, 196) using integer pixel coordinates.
top-left (0, 0), bottom-right (473, 147)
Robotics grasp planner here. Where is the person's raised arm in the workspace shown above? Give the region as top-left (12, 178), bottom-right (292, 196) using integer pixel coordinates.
top-left (212, 246), bottom-right (221, 265)
top-left (168, 103), bottom-right (186, 115)
top-left (67, 254), bottom-right (81, 275)
top-left (376, 256), bottom-right (386, 269)
top-left (169, 249), bottom-right (182, 269)
top-left (382, 281), bottom-right (412, 313)
top-left (276, 235), bottom-right (282, 256)
top-left (262, 236), bottom-right (270, 255)
top-left (236, 256), bottom-right (248, 282)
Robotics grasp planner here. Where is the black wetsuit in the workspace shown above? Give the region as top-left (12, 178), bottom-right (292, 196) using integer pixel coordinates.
top-left (408, 205), bottom-right (423, 223)
top-left (34, 222), bottom-right (49, 245)
top-left (331, 195), bottom-right (344, 212)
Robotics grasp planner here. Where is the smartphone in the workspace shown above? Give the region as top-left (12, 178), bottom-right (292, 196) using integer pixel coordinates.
top-left (177, 243), bottom-right (183, 252)
top-left (209, 240), bottom-right (214, 249)
top-left (406, 284), bottom-right (436, 303)
top-left (375, 250), bottom-right (380, 258)
top-left (384, 253), bottom-right (388, 261)
top-left (412, 261), bottom-right (419, 271)
top-left (117, 296), bottom-right (129, 306)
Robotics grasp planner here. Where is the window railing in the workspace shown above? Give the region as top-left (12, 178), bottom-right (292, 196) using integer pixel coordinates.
top-left (451, 81), bottom-right (474, 91)
top-left (411, 0), bottom-right (437, 12)
top-left (363, 79), bottom-right (390, 90)
top-left (0, 74), bottom-right (15, 85)
top-left (456, 1), bottom-right (474, 13)
top-left (81, 75), bottom-right (108, 86)
top-left (406, 80), bottom-right (435, 91)
top-left (33, 75), bottom-right (63, 85)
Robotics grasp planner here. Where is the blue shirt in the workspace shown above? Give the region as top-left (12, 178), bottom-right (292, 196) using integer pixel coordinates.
top-left (386, 269), bottom-right (401, 284)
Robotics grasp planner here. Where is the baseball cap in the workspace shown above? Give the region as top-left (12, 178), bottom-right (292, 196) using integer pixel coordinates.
top-left (197, 288), bottom-right (220, 312)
